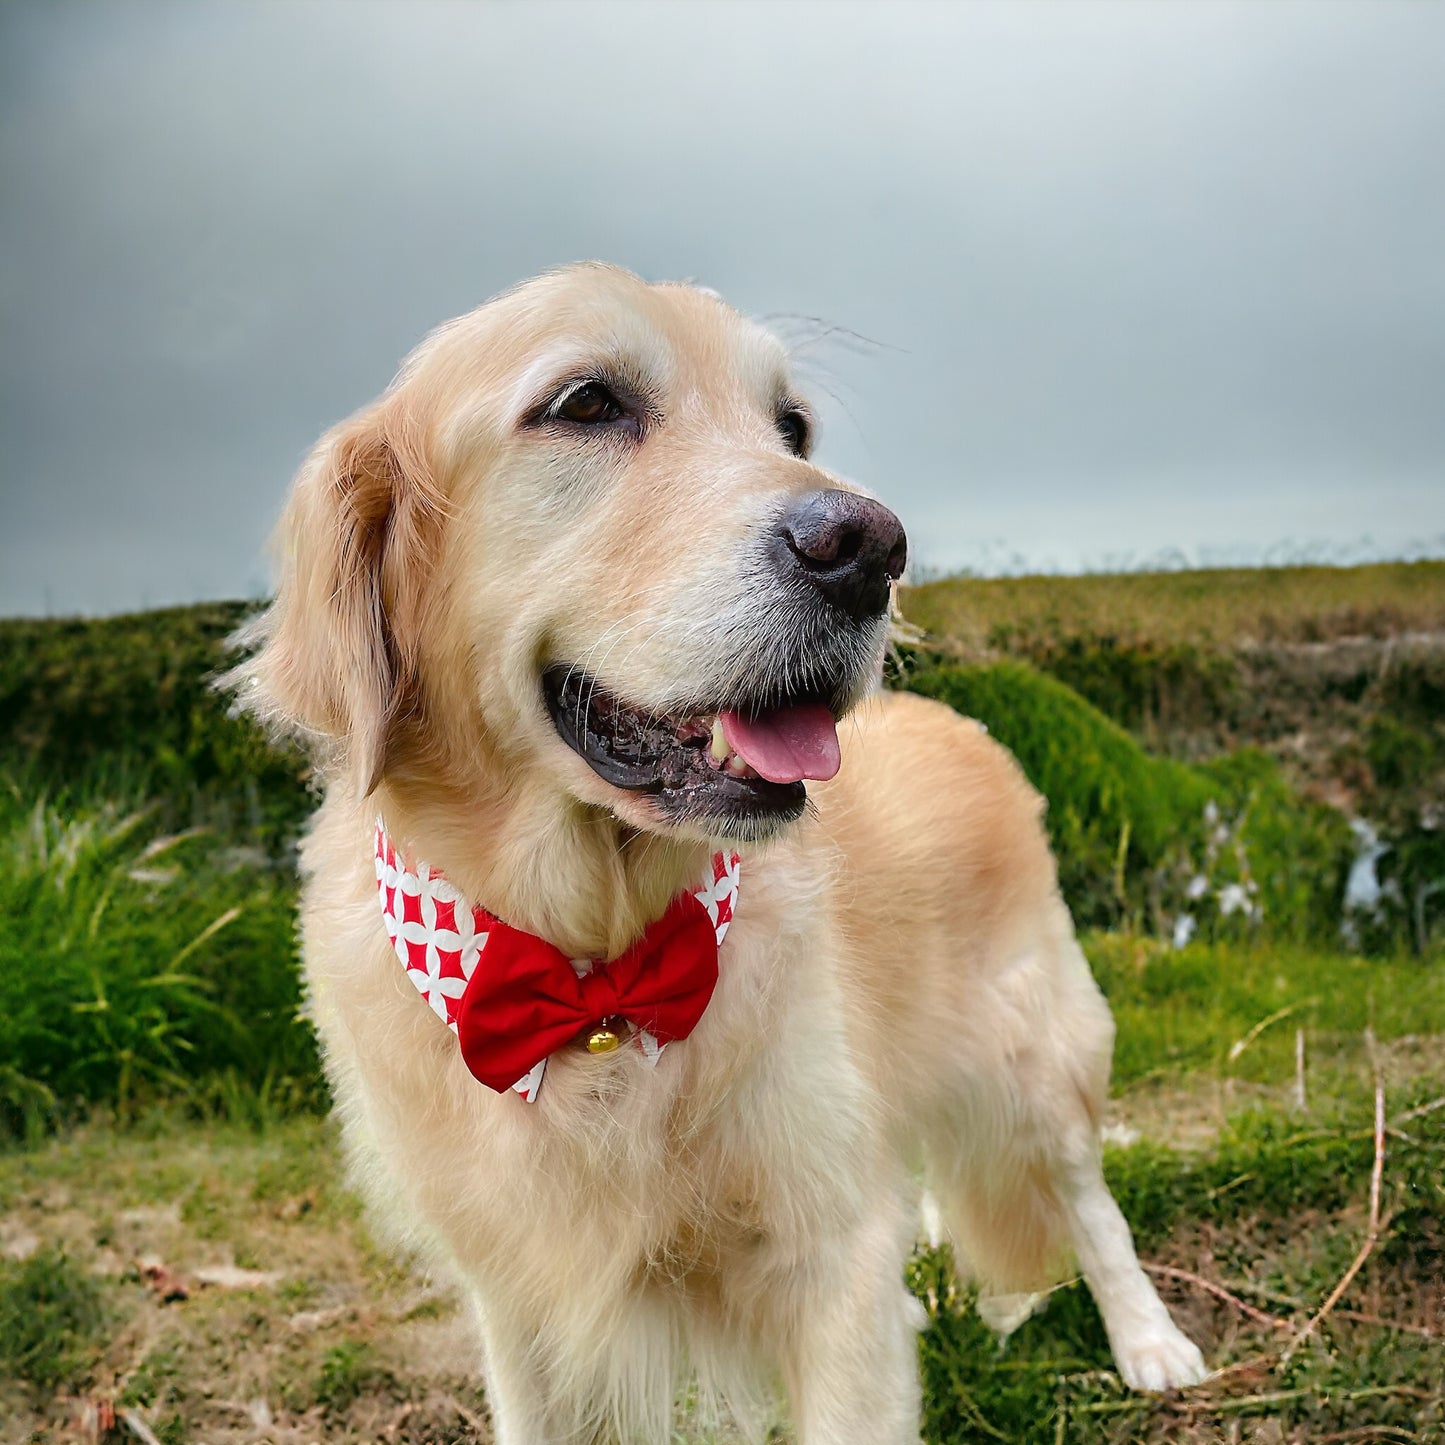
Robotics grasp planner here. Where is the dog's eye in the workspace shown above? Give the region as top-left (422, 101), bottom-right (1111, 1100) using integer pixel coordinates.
top-left (555, 382), bottom-right (626, 427)
top-left (777, 408), bottom-right (811, 457)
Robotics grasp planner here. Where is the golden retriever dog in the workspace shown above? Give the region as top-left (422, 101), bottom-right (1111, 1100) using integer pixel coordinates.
top-left (234, 263), bottom-right (1205, 1443)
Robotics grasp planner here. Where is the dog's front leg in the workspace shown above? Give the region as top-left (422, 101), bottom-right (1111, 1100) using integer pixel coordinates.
top-left (469, 1295), bottom-right (562, 1445)
top-left (1054, 1148), bottom-right (1208, 1392)
top-left (777, 1213), bottom-right (924, 1445)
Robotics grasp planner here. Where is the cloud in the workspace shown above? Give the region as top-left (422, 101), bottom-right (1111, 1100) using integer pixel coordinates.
top-left (2, 0), bottom-right (1442, 613)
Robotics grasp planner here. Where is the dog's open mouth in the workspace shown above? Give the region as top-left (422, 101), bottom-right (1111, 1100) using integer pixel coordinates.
top-left (543, 665), bottom-right (843, 828)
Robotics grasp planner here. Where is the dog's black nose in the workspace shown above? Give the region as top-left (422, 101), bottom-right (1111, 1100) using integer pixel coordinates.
top-left (773, 489), bottom-right (908, 621)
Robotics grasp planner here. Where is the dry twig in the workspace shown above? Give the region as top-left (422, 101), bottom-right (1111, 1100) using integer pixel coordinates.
top-left (1280, 1080), bottom-right (1388, 1365)
top-left (1140, 1262), bottom-right (1293, 1332)
top-left (1395, 1093), bottom-right (1445, 1126)
top-left (444, 1394), bottom-right (491, 1439)
top-left (119, 1409), bottom-right (163, 1445)
top-left (1227, 1002), bottom-right (1312, 1064)
top-left (1313, 1430), bottom-right (1419, 1444)
top-left (1221, 1278), bottom-right (1436, 1340)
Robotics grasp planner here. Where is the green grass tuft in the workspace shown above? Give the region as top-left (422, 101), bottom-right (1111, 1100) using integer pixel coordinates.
top-left (0, 1248), bottom-right (110, 1398)
top-left (0, 780), bottom-right (319, 1134)
top-left (313, 1339), bottom-right (397, 1415)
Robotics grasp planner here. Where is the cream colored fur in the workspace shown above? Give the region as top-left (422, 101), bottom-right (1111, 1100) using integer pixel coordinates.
top-left (235, 264), bottom-right (1205, 1444)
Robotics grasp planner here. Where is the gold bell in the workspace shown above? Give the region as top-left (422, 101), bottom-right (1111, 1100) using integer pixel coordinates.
top-left (586, 1027), bottom-right (622, 1055)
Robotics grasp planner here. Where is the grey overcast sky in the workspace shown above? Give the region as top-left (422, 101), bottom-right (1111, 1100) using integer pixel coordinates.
top-left (2, 0), bottom-right (1443, 617)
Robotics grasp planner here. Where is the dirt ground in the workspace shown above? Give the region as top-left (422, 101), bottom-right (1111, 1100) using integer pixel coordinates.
top-left (1, 1114), bottom-right (770, 1445)
top-left (4, 1041), bottom-right (1442, 1445)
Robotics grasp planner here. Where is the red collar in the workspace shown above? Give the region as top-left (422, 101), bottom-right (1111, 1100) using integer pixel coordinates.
top-left (374, 822), bottom-right (740, 1101)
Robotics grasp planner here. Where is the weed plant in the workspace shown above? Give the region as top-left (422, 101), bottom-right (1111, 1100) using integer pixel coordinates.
top-left (0, 777), bottom-right (318, 1137)
top-left (312, 1340), bottom-right (398, 1416)
top-left (983, 628), bottom-right (1242, 742)
top-left (1356, 660), bottom-right (1445, 951)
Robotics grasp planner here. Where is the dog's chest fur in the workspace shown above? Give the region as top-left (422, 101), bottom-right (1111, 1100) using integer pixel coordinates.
top-left (303, 806), bottom-right (881, 1316)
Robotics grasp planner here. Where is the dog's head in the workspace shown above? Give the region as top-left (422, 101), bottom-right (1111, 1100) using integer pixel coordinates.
top-left (240, 264), bottom-right (905, 844)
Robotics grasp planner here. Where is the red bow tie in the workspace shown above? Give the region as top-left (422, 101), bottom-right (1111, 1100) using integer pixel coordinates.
top-left (375, 824), bottom-right (740, 1100)
top-left (455, 889), bottom-right (720, 1092)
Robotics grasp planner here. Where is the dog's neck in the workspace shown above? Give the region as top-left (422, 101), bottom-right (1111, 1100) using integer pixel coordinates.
top-left (368, 772), bottom-right (713, 961)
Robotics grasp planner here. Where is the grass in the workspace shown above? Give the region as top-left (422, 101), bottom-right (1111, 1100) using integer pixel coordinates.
top-left (1089, 933), bottom-right (1445, 1088)
top-left (900, 559), bottom-right (1445, 651)
top-left (2, 941), bottom-right (1439, 1442)
top-left (894, 560), bottom-right (1445, 953)
top-left (0, 1114), bottom-right (492, 1444)
top-left (0, 778), bottom-right (316, 1139)
top-left (0, 644), bottom-right (1364, 1138)
top-left (915, 1063), bottom-right (1445, 1444)
top-left (900, 658), bottom-right (1353, 937)
top-left (0, 604), bottom-right (311, 848)
top-left (2, 568), bottom-right (1442, 1437)
top-left (0, 1249), bottom-right (110, 1401)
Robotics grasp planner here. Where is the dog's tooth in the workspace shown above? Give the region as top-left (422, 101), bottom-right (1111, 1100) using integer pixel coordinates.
top-left (725, 754), bottom-right (751, 777)
top-left (710, 717), bottom-right (729, 762)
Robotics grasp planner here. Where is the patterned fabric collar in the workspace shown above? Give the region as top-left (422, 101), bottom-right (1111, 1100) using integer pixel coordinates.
top-left (374, 822), bottom-right (740, 1102)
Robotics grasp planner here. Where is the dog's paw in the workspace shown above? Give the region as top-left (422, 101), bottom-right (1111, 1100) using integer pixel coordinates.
top-left (1112, 1323), bottom-right (1207, 1392)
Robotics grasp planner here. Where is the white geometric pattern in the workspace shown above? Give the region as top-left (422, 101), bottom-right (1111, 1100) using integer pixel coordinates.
top-left (694, 849), bottom-right (741, 942)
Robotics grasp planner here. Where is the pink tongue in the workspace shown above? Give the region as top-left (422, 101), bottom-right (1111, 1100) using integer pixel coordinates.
top-left (719, 704), bottom-right (841, 785)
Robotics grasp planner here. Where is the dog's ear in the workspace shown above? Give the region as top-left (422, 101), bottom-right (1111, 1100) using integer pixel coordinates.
top-left (231, 398), bottom-right (445, 794)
